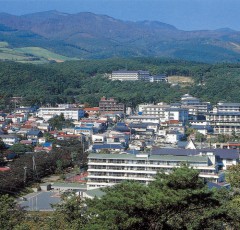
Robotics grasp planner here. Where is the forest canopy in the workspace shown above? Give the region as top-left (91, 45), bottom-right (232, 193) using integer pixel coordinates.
top-left (0, 58), bottom-right (240, 108)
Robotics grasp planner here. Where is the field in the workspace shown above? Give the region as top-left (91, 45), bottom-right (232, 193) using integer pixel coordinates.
top-left (15, 47), bottom-right (78, 62)
top-left (167, 75), bottom-right (194, 86)
top-left (0, 42), bottom-right (78, 63)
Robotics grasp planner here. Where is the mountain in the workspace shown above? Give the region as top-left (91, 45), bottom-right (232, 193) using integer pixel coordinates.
top-left (0, 11), bottom-right (240, 62)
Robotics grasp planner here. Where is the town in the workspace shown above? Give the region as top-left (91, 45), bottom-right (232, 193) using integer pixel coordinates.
top-left (0, 70), bottom-right (239, 211)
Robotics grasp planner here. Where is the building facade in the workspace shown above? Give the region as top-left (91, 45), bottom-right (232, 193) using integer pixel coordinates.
top-left (111, 70), bottom-right (150, 81)
top-left (87, 151), bottom-right (223, 190)
top-left (36, 107), bottom-right (84, 121)
top-left (99, 97), bottom-right (125, 114)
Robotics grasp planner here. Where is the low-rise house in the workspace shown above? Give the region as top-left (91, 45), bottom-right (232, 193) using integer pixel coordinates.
top-left (165, 131), bottom-right (184, 144)
top-left (0, 135), bottom-right (19, 146)
top-left (37, 122), bottom-right (50, 132)
top-left (74, 127), bottom-right (93, 136)
top-left (191, 125), bottom-right (213, 135)
top-left (26, 130), bottom-right (43, 140)
top-left (92, 134), bottom-right (105, 143)
top-left (84, 107), bottom-right (99, 117)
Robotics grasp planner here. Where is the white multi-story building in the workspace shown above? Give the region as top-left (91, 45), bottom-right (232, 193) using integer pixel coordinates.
top-left (164, 108), bottom-right (189, 123)
top-left (141, 103), bottom-right (170, 120)
top-left (87, 151), bottom-right (225, 190)
top-left (111, 70), bottom-right (150, 81)
top-left (36, 107), bottom-right (84, 121)
top-left (181, 94), bottom-right (211, 115)
top-left (213, 102), bottom-right (240, 113)
top-left (206, 112), bottom-right (240, 135)
top-left (125, 115), bottom-right (160, 124)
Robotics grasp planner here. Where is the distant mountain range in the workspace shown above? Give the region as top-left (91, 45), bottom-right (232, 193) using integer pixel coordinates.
top-left (0, 10), bottom-right (240, 63)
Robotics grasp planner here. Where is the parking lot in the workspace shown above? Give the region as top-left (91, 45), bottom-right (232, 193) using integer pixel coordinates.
top-left (18, 191), bottom-right (61, 211)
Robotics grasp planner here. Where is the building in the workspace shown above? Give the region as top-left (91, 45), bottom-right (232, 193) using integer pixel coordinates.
top-left (164, 108), bottom-right (189, 123)
top-left (149, 74), bottom-right (168, 82)
top-left (125, 115), bottom-right (160, 124)
top-left (36, 107), bottom-right (84, 121)
top-left (213, 102), bottom-right (240, 113)
top-left (99, 97), bottom-right (125, 114)
top-left (111, 70), bottom-right (150, 81)
top-left (206, 112), bottom-right (240, 135)
top-left (141, 103), bottom-right (170, 120)
top-left (87, 150), bottom-right (227, 190)
top-left (181, 94), bottom-right (211, 115)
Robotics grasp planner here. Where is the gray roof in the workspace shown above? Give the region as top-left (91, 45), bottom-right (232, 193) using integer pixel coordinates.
top-left (92, 144), bottom-right (125, 150)
top-left (151, 148), bottom-right (239, 160)
top-left (88, 153), bottom-right (208, 162)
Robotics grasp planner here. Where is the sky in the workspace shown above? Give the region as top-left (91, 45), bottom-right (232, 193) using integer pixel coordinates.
top-left (1, 0), bottom-right (240, 31)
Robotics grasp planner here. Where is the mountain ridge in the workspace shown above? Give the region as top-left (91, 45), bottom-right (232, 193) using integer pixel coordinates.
top-left (0, 11), bottom-right (240, 62)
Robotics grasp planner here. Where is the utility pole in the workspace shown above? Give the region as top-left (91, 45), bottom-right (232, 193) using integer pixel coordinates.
top-left (23, 166), bottom-right (27, 184)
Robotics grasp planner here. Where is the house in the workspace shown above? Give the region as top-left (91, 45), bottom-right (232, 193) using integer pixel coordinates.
top-left (74, 127), bottom-right (93, 136)
top-left (26, 130), bottom-right (43, 139)
top-left (92, 134), bottom-right (105, 143)
top-left (190, 125), bottom-right (213, 135)
top-left (177, 139), bottom-right (196, 149)
top-left (165, 131), bottom-right (184, 144)
top-left (0, 135), bottom-right (19, 146)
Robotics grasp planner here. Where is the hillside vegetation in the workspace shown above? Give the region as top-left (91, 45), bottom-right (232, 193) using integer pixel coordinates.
top-left (0, 58), bottom-right (240, 108)
top-left (0, 11), bottom-right (240, 62)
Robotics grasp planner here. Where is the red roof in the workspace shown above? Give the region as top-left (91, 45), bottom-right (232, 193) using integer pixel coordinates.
top-left (0, 167), bottom-right (10, 172)
top-left (84, 107), bottom-right (99, 111)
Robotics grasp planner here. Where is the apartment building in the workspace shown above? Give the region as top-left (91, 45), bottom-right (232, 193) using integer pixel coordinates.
top-left (99, 97), bottom-right (125, 114)
top-left (36, 107), bottom-right (85, 121)
top-left (213, 102), bottom-right (240, 113)
top-left (111, 70), bottom-right (150, 81)
top-left (87, 151), bottom-right (224, 190)
top-left (206, 112), bottom-right (240, 135)
top-left (181, 94), bottom-right (211, 115)
top-left (141, 103), bottom-right (170, 120)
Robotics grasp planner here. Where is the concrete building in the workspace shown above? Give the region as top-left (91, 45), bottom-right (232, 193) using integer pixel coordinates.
top-left (99, 97), bottom-right (125, 114)
top-left (36, 107), bottom-right (84, 121)
top-left (111, 70), bottom-right (150, 81)
top-left (206, 112), bottom-right (240, 135)
top-left (87, 150), bottom-right (226, 190)
top-left (213, 102), bottom-right (240, 113)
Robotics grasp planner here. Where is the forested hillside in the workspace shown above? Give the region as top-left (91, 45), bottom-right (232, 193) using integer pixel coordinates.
top-left (1, 11), bottom-right (240, 62)
top-left (0, 58), bottom-right (240, 108)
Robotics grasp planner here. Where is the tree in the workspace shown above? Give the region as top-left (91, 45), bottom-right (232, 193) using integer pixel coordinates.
top-left (195, 132), bottom-right (205, 142)
top-left (48, 194), bottom-right (87, 230)
top-left (9, 143), bottom-right (33, 155)
top-left (0, 194), bottom-right (24, 230)
top-left (85, 167), bottom-right (231, 230)
top-left (226, 164), bottom-right (240, 189)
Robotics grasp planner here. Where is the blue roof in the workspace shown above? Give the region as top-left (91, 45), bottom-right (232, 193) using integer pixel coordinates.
top-left (27, 130), bottom-right (42, 136)
top-left (75, 127), bottom-right (92, 130)
top-left (116, 122), bottom-right (127, 126)
top-left (42, 142), bottom-right (52, 147)
top-left (114, 126), bottom-right (130, 132)
top-left (177, 141), bottom-right (188, 148)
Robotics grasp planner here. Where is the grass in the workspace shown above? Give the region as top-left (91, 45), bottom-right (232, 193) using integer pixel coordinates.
top-left (15, 47), bottom-right (79, 62)
top-left (0, 43), bottom-right (79, 63)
